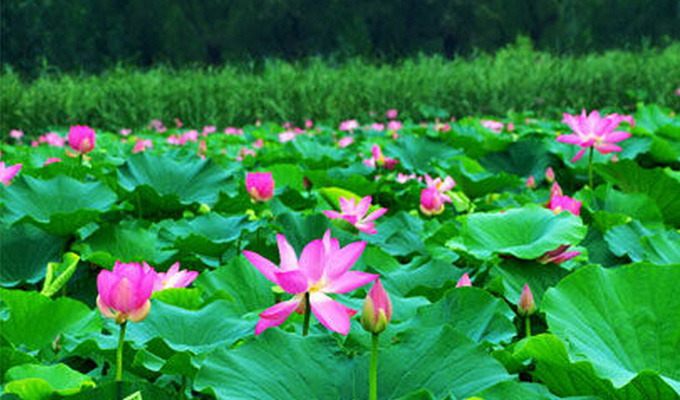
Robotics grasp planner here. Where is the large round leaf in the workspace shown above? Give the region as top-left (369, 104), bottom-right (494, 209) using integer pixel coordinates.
top-left (117, 152), bottom-right (235, 212)
top-left (543, 263), bottom-right (680, 394)
top-left (0, 175), bottom-right (117, 236)
top-left (195, 325), bottom-right (512, 400)
top-left (415, 287), bottom-right (516, 345)
top-left (604, 221), bottom-right (680, 265)
top-left (0, 223), bottom-right (65, 287)
top-left (0, 289), bottom-right (100, 350)
top-left (4, 363), bottom-right (95, 399)
top-left (460, 206), bottom-right (587, 260)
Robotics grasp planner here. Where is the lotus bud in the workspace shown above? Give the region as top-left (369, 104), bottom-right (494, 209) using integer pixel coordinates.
top-left (246, 172), bottom-right (275, 202)
top-left (96, 261), bottom-right (156, 324)
top-left (545, 167), bottom-right (555, 183)
top-left (361, 279), bottom-right (392, 334)
top-left (455, 272), bottom-right (472, 287)
top-left (525, 175), bottom-right (536, 189)
top-left (550, 182), bottom-right (563, 198)
top-left (518, 284), bottom-right (536, 316)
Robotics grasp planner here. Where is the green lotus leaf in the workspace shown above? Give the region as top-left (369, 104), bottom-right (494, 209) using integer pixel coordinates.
top-left (461, 205), bottom-right (587, 260)
top-left (0, 223), bottom-right (65, 287)
top-left (596, 160), bottom-right (680, 226)
top-left (195, 325), bottom-right (513, 400)
top-left (385, 135), bottom-right (460, 172)
top-left (542, 264), bottom-right (680, 395)
top-left (448, 156), bottom-right (523, 198)
top-left (0, 289), bottom-right (100, 350)
top-left (74, 221), bottom-right (177, 268)
top-left (480, 140), bottom-right (553, 183)
top-left (117, 152), bottom-right (236, 212)
top-left (604, 221), bottom-right (680, 265)
top-left (4, 364), bottom-right (96, 399)
top-left (0, 175), bottom-right (117, 236)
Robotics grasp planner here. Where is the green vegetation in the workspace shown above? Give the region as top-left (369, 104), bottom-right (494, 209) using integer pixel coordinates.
top-left (3, 42), bottom-right (680, 134)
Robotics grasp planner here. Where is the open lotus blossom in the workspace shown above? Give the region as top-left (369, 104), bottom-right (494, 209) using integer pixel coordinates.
top-left (10, 130), bottom-right (23, 140)
top-left (538, 245), bottom-right (580, 264)
top-left (549, 194), bottom-right (582, 216)
top-left (361, 278), bottom-right (392, 334)
top-left (133, 139), bottom-right (153, 153)
top-left (148, 119), bottom-right (167, 133)
top-left (246, 171), bottom-right (275, 202)
top-left (97, 261), bottom-right (156, 324)
top-left (323, 196), bottom-right (388, 234)
top-left (386, 109), bottom-right (398, 119)
top-left (43, 158), bottom-right (62, 167)
top-left (370, 123), bottom-right (385, 132)
top-left (68, 125), bottom-right (96, 155)
top-left (203, 126), bottom-right (216, 135)
top-left (387, 121), bottom-right (402, 132)
top-left (339, 119), bottom-right (359, 132)
top-left (0, 162), bottom-right (22, 185)
top-left (40, 132), bottom-right (65, 147)
top-left (480, 120), bottom-right (504, 134)
top-left (119, 129), bottom-right (132, 137)
top-left (236, 147), bottom-right (256, 161)
top-left (224, 127), bottom-right (244, 135)
top-left (305, 119), bottom-right (314, 129)
top-left (363, 144), bottom-right (398, 169)
top-left (456, 272), bottom-right (472, 287)
top-left (151, 262), bottom-right (198, 292)
top-left (420, 187), bottom-right (445, 216)
top-left (425, 174), bottom-right (455, 201)
top-left (557, 110), bottom-right (634, 163)
top-left (518, 284), bottom-right (536, 316)
top-left (279, 131), bottom-right (296, 143)
top-left (338, 136), bottom-right (355, 148)
top-left (243, 230), bottom-right (378, 335)
top-left (396, 173), bottom-right (421, 184)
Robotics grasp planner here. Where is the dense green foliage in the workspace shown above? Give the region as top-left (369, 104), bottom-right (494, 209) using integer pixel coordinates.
top-left (3, 0), bottom-right (679, 74)
top-left (3, 42), bottom-right (680, 135)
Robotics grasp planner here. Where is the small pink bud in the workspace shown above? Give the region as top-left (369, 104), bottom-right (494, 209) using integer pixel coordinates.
top-left (525, 175), bottom-right (536, 189)
top-left (386, 109), bottom-right (398, 119)
top-left (545, 167), bottom-right (555, 183)
top-left (518, 284), bottom-right (536, 316)
top-left (303, 176), bottom-right (312, 191)
top-left (361, 279), bottom-right (392, 334)
top-left (550, 182), bottom-right (563, 198)
top-left (456, 272), bottom-right (472, 287)
top-left (246, 172), bottom-right (275, 202)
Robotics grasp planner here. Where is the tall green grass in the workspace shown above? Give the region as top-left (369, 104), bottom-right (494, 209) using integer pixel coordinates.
top-left (2, 42), bottom-right (680, 134)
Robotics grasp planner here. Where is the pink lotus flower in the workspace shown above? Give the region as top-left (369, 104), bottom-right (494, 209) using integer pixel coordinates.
top-left (435, 122), bottom-right (451, 133)
top-left (324, 196), bottom-right (388, 235)
top-left (236, 147), bottom-right (256, 161)
top-left (203, 126), bottom-right (216, 135)
top-left (40, 133), bottom-right (65, 147)
top-left (550, 182), bottom-right (563, 198)
top-left (420, 187), bottom-right (445, 216)
top-left (538, 245), bottom-right (580, 264)
top-left (96, 261), bottom-right (156, 324)
top-left (119, 129), bottom-right (132, 137)
top-left (243, 230), bottom-right (378, 335)
top-left (557, 110), bottom-right (634, 163)
top-left (224, 127), bottom-right (244, 135)
top-left (148, 119), bottom-right (167, 133)
top-left (253, 139), bottom-right (264, 149)
top-left (361, 278), bottom-right (392, 334)
top-left (363, 144), bottom-right (398, 169)
top-left (425, 174), bottom-right (455, 202)
top-left (197, 140), bottom-right (207, 158)
top-left (456, 272), bottom-right (472, 287)
top-left (518, 284), bottom-right (536, 316)
top-left (10, 130), bottom-right (23, 140)
top-left (549, 194), bottom-right (582, 216)
top-left (545, 167), bottom-right (555, 183)
top-left (481, 120), bottom-right (504, 134)
top-left (386, 109), bottom-right (398, 119)
top-left (279, 131), bottom-right (296, 143)
top-left (133, 139), bottom-right (153, 153)
top-left (338, 136), bottom-right (355, 148)
top-left (167, 135), bottom-right (182, 145)
top-left (0, 162), bottom-right (22, 185)
top-left (387, 121), bottom-right (402, 132)
top-left (246, 172), bottom-right (275, 202)
top-left (305, 119), bottom-right (314, 129)
top-left (175, 118), bottom-right (183, 128)
top-left (525, 175), bottom-right (536, 189)
top-left (339, 119), bottom-right (359, 132)
top-left (68, 125), bottom-right (96, 154)
top-left (182, 130), bottom-right (199, 143)
top-left (43, 158), bottom-right (62, 167)
top-left (396, 173), bottom-right (421, 184)
top-left (152, 262), bottom-right (198, 292)
top-left (507, 122), bottom-right (515, 132)
top-left (370, 123), bottom-right (385, 132)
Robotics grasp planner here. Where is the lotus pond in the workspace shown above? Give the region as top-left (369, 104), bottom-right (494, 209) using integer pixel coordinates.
top-left (1, 105), bottom-right (679, 400)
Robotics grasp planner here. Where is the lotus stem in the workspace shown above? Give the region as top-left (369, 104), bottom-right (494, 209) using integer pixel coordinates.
top-left (588, 147), bottom-right (594, 188)
top-left (369, 333), bottom-right (380, 400)
top-left (116, 321), bottom-right (127, 382)
top-left (525, 315), bottom-right (532, 338)
top-left (302, 292), bottom-right (311, 336)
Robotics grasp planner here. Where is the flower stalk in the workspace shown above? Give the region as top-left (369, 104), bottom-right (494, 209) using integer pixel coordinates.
top-left (302, 292), bottom-right (311, 336)
top-left (116, 321), bottom-right (127, 382)
top-left (369, 333), bottom-right (380, 400)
